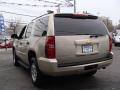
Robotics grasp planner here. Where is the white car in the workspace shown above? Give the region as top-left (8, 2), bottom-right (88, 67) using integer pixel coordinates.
top-left (114, 32), bottom-right (120, 46)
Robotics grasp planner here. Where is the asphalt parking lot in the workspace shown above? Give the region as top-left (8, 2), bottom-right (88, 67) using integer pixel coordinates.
top-left (0, 46), bottom-right (120, 90)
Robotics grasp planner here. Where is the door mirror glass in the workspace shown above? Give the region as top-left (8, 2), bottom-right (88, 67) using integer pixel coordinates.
top-left (11, 34), bottom-right (18, 39)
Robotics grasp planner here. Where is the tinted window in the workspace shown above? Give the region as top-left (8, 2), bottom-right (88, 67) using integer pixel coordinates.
top-left (54, 17), bottom-right (108, 36)
top-left (26, 22), bottom-right (33, 38)
top-left (33, 16), bottom-right (48, 37)
top-left (19, 25), bottom-right (26, 39)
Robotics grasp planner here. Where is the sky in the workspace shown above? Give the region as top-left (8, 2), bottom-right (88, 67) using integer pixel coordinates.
top-left (0, 0), bottom-right (120, 25)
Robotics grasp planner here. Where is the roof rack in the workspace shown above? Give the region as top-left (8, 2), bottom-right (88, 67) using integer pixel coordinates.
top-left (31, 10), bottom-right (54, 22)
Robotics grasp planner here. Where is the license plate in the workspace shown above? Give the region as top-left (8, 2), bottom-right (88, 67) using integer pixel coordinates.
top-left (82, 44), bottom-right (93, 53)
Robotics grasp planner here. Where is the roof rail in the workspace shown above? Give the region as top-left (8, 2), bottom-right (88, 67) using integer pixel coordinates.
top-left (31, 10), bottom-right (54, 22)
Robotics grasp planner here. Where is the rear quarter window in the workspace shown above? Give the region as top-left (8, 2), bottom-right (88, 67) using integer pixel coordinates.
top-left (54, 17), bottom-right (108, 36)
top-left (33, 16), bottom-right (48, 37)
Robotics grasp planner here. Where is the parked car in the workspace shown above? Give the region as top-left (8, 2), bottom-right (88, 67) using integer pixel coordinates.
top-left (114, 32), bottom-right (120, 46)
top-left (112, 32), bottom-right (115, 43)
top-left (0, 39), bottom-right (13, 48)
top-left (0, 35), bottom-right (11, 44)
top-left (0, 39), bottom-right (4, 44)
top-left (112, 29), bottom-right (120, 43)
top-left (0, 36), bottom-right (5, 44)
top-left (11, 13), bottom-right (113, 87)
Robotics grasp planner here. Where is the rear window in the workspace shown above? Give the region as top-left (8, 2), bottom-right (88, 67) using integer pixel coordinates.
top-left (54, 17), bottom-right (108, 36)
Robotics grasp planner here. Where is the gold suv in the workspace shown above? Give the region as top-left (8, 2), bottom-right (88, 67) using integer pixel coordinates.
top-left (11, 13), bottom-right (113, 87)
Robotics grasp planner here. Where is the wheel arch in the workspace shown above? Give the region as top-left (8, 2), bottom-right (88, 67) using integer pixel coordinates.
top-left (28, 50), bottom-right (37, 65)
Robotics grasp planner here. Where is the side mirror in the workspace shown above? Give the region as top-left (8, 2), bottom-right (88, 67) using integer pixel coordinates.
top-left (11, 34), bottom-right (18, 39)
top-left (42, 31), bottom-right (47, 36)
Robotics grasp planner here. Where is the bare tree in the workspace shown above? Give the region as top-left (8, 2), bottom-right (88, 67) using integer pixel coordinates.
top-left (100, 16), bottom-right (114, 32)
top-left (6, 19), bottom-right (25, 35)
top-left (116, 20), bottom-right (120, 29)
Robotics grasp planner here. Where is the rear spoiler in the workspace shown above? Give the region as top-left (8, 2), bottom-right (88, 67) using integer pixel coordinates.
top-left (54, 13), bottom-right (98, 19)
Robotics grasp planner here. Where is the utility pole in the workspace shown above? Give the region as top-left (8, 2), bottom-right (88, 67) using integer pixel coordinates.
top-left (57, 4), bottom-right (61, 13)
top-left (74, 0), bottom-right (76, 13)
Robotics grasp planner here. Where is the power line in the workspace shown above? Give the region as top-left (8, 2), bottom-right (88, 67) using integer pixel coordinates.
top-left (27, 0), bottom-right (69, 5)
top-left (0, 11), bottom-right (37, 17)
top-left (4, 20), bottom-right (27, 25)
top-left (36, 0), bottom-right (74, 7)
top-left (0, 1), bottom-right (58, 7)
top-left (38, 0), bottom-right (73, 6)
top-left (38, 0), bottom-right (59, 4)
top-left (0, 1), bottom-right (73, 7)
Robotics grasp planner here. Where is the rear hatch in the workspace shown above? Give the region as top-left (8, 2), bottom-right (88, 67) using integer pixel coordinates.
top-left (54, 14), bottom-right (109, 67)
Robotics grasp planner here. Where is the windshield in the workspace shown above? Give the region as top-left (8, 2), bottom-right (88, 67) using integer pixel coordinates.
top-left (54, 17), bottom-right (108, 36)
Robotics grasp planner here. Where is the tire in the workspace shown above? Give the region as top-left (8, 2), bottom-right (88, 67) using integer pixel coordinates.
top-left (13, 50), bottom-right (20, 66)
top-left (30, 57), bottom-right (44, 87)
top-left (114, 43), bottom-right (118, 46)
top-left (85, 70), bottom-right (97, 76)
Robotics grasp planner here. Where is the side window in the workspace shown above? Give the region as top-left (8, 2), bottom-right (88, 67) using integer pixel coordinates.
top-left (33, 16), bottom-right (48, 37)
top-left (18, 25), bottom-right (26, 39)
top-left (25, 22), bottom-right (33, 38)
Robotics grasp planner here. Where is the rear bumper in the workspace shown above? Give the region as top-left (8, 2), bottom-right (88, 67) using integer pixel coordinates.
top-left (114, 40), bottom-right (120, 43)
top-left (37, 52), bottom-right (113, 76)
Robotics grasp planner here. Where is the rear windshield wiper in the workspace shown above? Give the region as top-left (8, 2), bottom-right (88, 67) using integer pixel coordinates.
top-left (75, 34), bottom-right (104, 37)
top-left (90, 34), bottom-right (104, 38)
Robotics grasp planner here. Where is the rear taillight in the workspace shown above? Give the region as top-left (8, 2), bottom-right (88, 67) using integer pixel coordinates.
top-left (45, 36), bottom-right (56, 59)
top-left (109, 35), bottom-right (112, 52)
